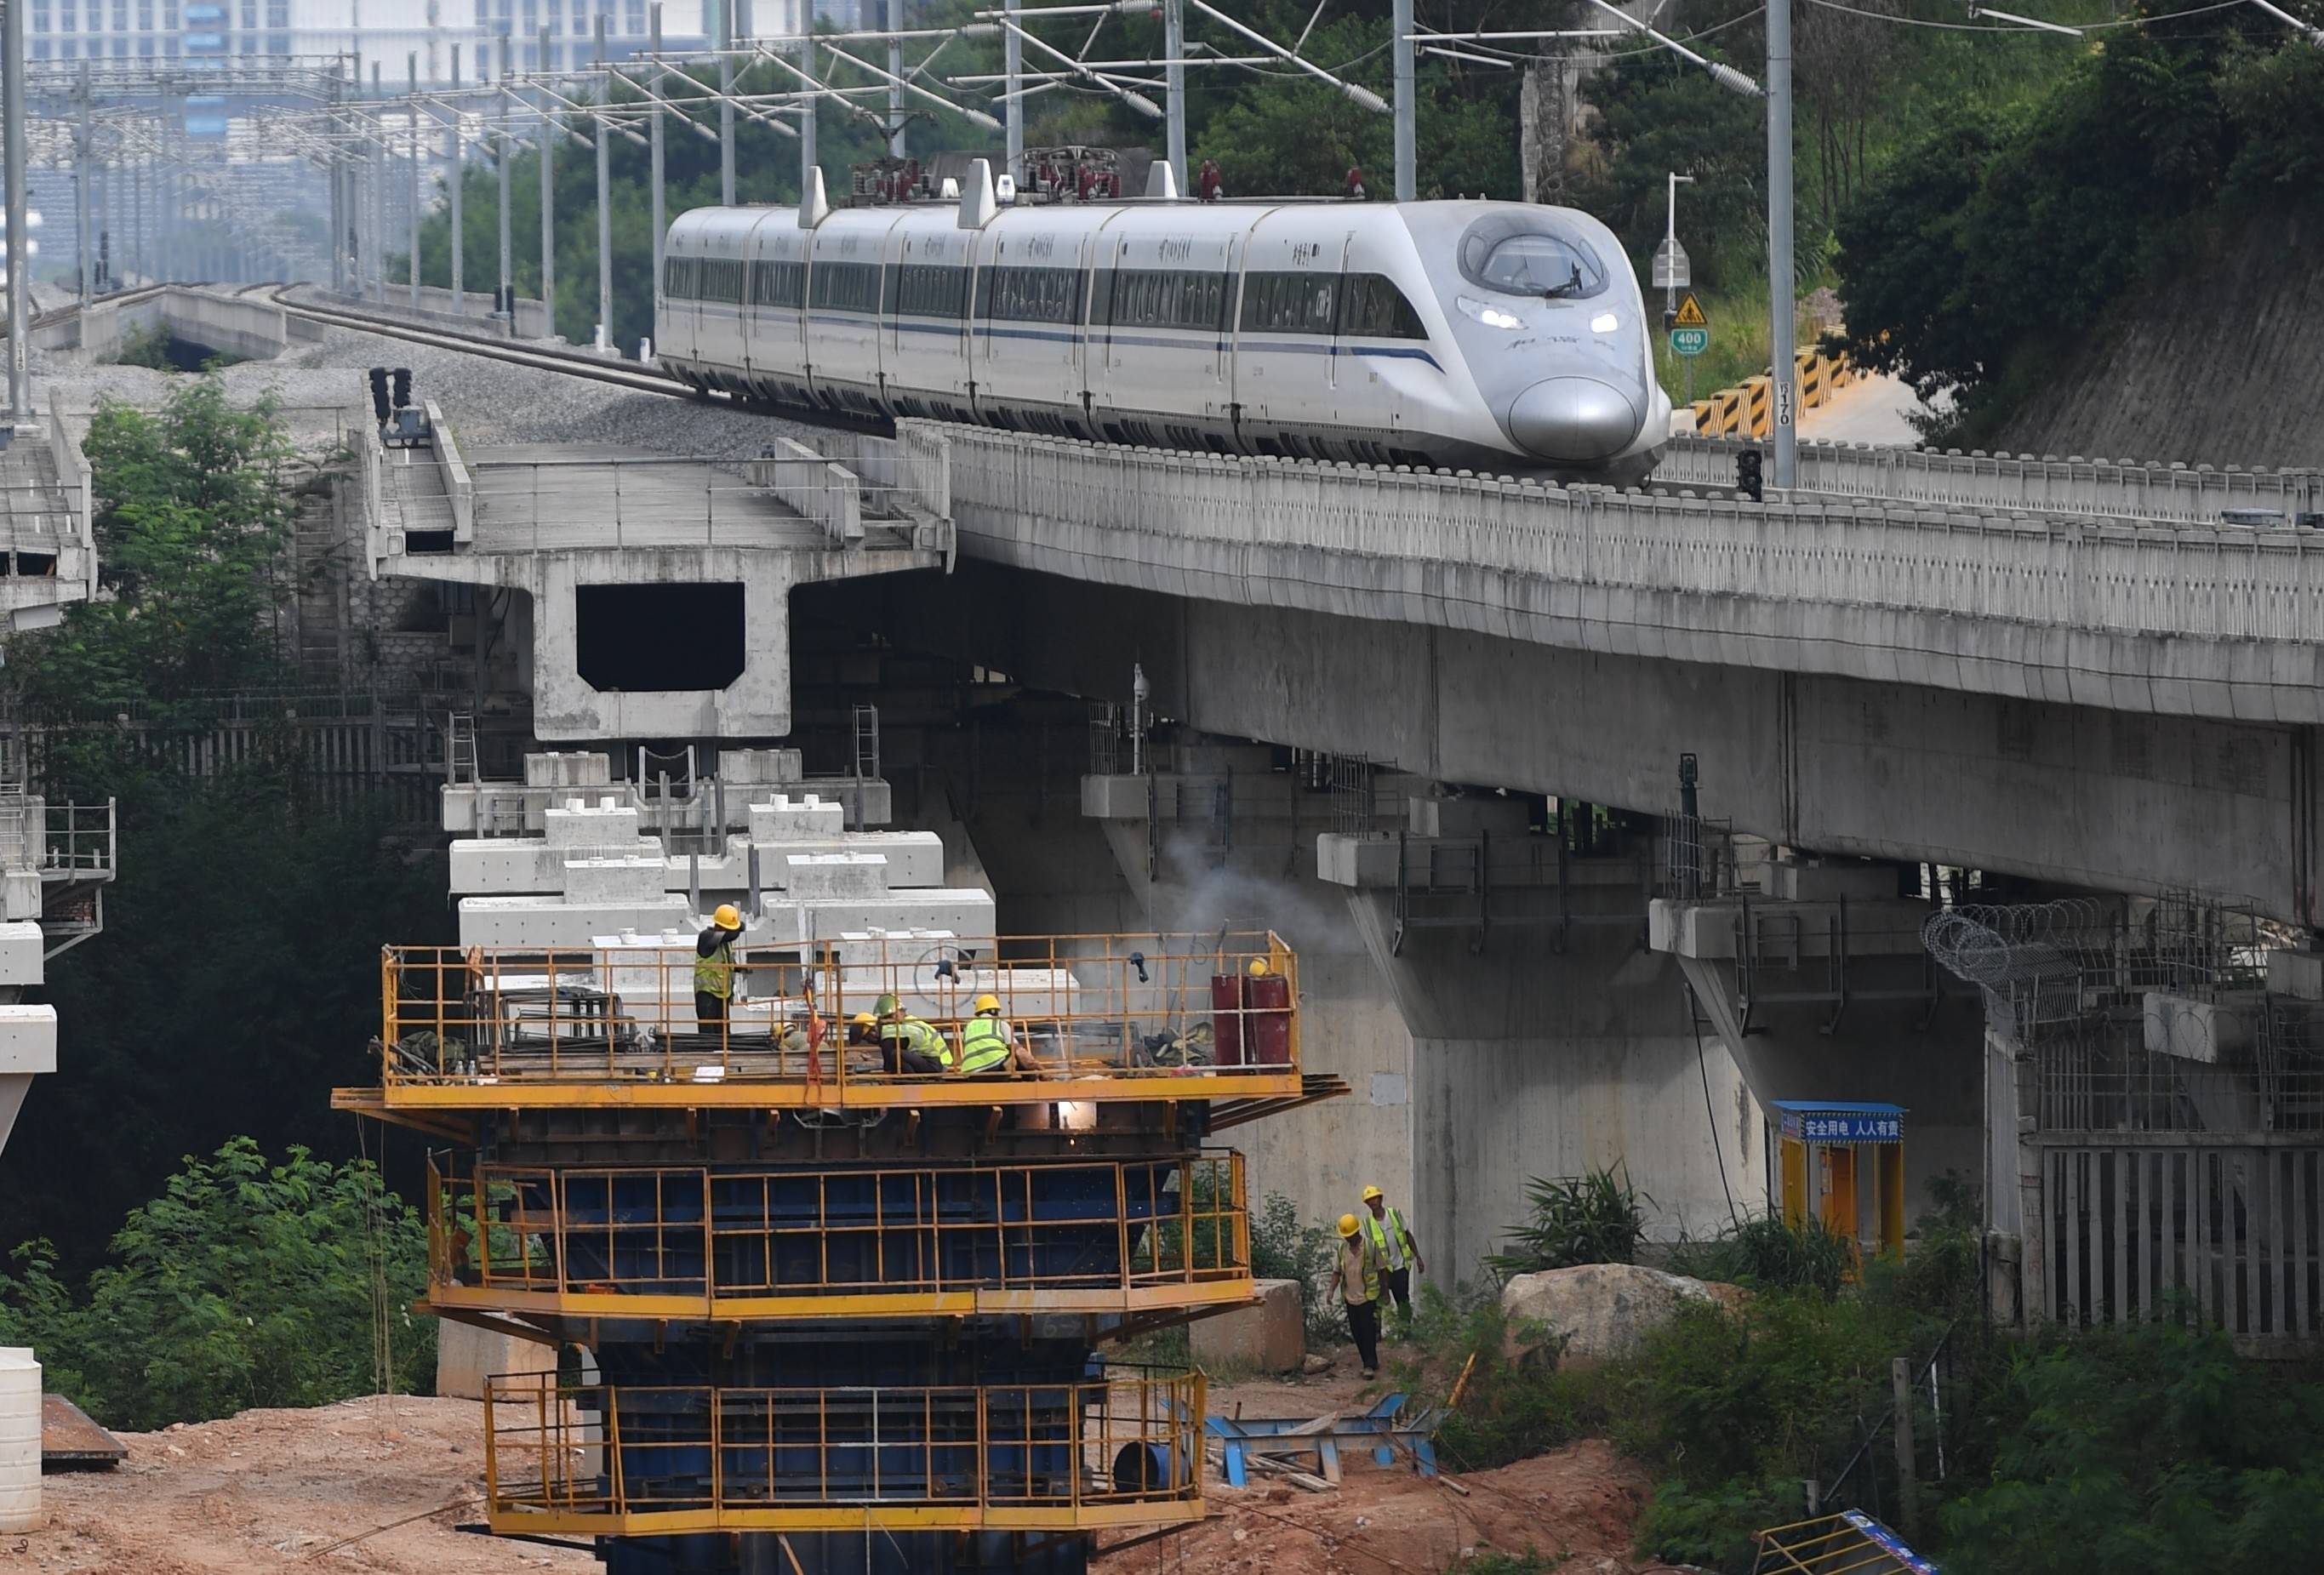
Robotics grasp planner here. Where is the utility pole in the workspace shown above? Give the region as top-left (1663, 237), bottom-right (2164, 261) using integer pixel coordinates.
top-left (371, 63), bottom-right (386, 300)
top-left (1767, 0), bottom-right (1796, 488)
top-left (1162, 0), bottom-right (1185, 193)
top-left (449, 43), bottom-right (464, 314)
top-left (888, 0), bottom-right (905, 157)
top-left (159, 79), bottom-right (177, 282)
top-left (1391, 0), bottom-right (1414, 200)
top-left (717, 0), bottom-right (736, 205)
top-left (1662, 170), bottom-right (1694, 402)
top-left (498, 43), bottom-right (513, 329)
top-left (538, 26), bottom-right (557, 341)
top-left (649, 3), bottom-right (665, 291)
top-left (76, 64), bottom-right (94, 305)
top-left (595, 12), bottom-right (611, 352)
top-left (327, 70), bottom-right (345, 294)
top-left (1003, 0), bottom-right (1022, 187)
top-left (3, 0), bottom-right (26, 420)
top-left (797, 31), bottom-right (817, 200)
top-left (408, 54), bottom-right (422, 309)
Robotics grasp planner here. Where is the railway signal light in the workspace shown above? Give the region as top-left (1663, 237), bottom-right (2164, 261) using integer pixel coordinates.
top-left (1737, 448), bottom-right (1763, 503)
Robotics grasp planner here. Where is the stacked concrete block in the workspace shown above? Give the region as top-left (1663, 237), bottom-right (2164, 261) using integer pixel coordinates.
top-left (750, 793), bottom-right (847, 841)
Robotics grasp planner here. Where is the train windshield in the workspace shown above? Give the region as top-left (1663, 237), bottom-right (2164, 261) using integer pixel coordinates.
top-left (1458, 218), bottom-right (1607, 300)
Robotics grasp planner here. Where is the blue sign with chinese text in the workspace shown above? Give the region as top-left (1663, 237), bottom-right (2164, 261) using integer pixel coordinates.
top-left (1772, 1100), bottom-right (1906, 1145)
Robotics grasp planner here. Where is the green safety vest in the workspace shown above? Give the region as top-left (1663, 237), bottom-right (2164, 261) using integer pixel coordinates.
top-left (694, 938), bottom-right (735, 1000)
top-left (883, 1018), bottom-right (951, 1066)
top-left (958, 1014), bottom-right (1015, 1075)
top-left (1363, 1207), bottom-right (1412, 1270)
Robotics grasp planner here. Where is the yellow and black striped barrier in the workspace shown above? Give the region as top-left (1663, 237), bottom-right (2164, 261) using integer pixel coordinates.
top-left (1689, 350), bottom-right (1857, 438)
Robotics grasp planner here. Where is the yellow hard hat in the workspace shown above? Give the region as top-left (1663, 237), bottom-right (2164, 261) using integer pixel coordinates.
top-left (875, 993), bottom-right (900, 1016)
top-left (1362, 1185), bottom-right (1384, 1202)
top-left (1337, 1213), bottom-right (1361, 1238)
top-left (711, 904), bottom-right (743, 931)
top-left (974, 993), bottom-right (1001, 1014)
top-left (850, 1012), bottom-right (876, 1029)
top-left (1248, 958), bottom-right (1269, 977)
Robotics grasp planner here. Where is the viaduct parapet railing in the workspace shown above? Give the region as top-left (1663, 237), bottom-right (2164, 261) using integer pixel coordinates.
top-left (911, 421), bottom-right (2324, 726)
top-left (1654, 435), bottom-right (2324, 525)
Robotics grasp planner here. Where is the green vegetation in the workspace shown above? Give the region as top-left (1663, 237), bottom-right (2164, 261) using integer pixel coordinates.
top-left (0, 1138), bottom-right (433, 1429)
top-left (1836, 14), bottom-right (2324, 436)
top-left (1666, 1212), bottom-right (1857, 1300)
top-left (1484, 1166), bottom-right (1648, 1279)
top-left (1249, 1190), bottom-right (1346, 1348)
top-left (1389, 1177), bottom-right (2324, 1572)
top-left (0, 376), bottom-right (450, 1279)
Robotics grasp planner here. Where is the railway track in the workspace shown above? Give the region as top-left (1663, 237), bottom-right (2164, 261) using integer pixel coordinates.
top-left (260, 285), bottom-right (711, 402)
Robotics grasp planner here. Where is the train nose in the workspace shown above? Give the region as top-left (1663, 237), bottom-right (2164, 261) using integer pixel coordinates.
top-left (1506, 377), bottom-right (1642, 464)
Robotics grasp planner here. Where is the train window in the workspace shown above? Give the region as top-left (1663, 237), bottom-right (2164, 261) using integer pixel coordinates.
top-left (698, 259), bottom-right (744, 304)
top-left (663, 255), bottom-right (698, 300)
top-left (810, 260), bottom-right (882, 314)
top-left (1340, 274), bottom-right (1426, 340)
top-left (1239, 271), bottom-right (1340, 335)
top-left (1108, 269), bottom-right (1231, 332)
top-left (895, 263), bottom-right (968, 318)
top-left (984, 265), bottom-right (1083, 325)
top-left (751, 260), bottom-right (805, 309)
top-left (1456, 214), bottom-right (1607, 300)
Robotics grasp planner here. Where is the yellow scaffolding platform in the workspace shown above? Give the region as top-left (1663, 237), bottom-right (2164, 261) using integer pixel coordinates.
top-left (481, 1370), bottom-right (1207, 1538)
top-left (428, 1152), bottom-right (1257, 1322)
top-left (363, 931), bottom-right (1311, 1111)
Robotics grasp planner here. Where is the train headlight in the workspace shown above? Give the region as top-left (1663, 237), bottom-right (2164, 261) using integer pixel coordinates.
top-left (1456, 295), bottom-right (1523, 331)
top-left (1590, 312), bottom-right (1619, 334)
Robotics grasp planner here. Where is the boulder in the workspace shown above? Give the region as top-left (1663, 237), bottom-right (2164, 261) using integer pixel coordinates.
top-left (1499, 1263), bottom-right (1741, 1365)
top-left (1193, 1278), bottom-right (1307, 1374)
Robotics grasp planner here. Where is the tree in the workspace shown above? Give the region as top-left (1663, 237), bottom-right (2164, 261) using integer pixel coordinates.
top-left (0, 1139), bottom-right (434, 1430)
top-left (6, 374), bottom-right (296, 721)
top-left (1941, 1316), bottom-right (2324, 1574)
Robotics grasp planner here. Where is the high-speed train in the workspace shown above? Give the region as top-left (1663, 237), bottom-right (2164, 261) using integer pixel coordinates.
top-left (655, 182), bottom-right (1671, 479)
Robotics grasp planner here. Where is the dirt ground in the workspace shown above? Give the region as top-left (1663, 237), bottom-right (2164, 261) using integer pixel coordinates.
top-left (10, 1396), bottom-right (597, 1575)
top-left (9, 1368), bottom-right (1653, 1575)
top-left (1103, 1358), bottom-right (1656, 1575)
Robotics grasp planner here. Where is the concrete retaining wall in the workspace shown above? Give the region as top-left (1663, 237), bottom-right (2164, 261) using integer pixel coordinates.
top-left (917, 421), bottom-right (2324, 727)
top-left (78, 288), bottom-right (302, 363)
top-left (317, 283), bottom-right (552, 340)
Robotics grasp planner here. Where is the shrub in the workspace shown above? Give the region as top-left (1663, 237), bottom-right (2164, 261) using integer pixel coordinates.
top-left (1393, 1281), bottom-right (1612, 1472)
top-left (1484, 1167), bottom-right (1648, 1280)
top-left (1248, 1191), bottom-right (1345, 1349)
top-left (0, 1138), bottom-right (434, 1429)
top-left (1666, 1213), bottom-right (1854, 1300)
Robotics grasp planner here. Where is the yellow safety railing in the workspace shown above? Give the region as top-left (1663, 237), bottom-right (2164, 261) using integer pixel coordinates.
top-left (429, 1151), bottom-right (1253, 1318)
top-left (375, 931), bottom-right (1302, 1105)
top-left (483, 1369), bottom-right (1206, 1533)
top-left (1689, 351), bottom-right (1859, 440)
top-left (1751, 1511), bottom-right (1934, 1573)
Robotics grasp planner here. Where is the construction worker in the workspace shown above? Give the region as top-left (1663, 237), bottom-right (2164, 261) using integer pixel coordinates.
top-left (1360, 1184), bottom-right (1425, 1332)
top-left (876, 993), bottom-right (951, 1075)
top-left (1196, 158), bottom-right (1225, 202)
top-left (1330, 1212), bottom-right (1385, 1378)
top-left (958, 993), bottom-right (1040, 1076)
top-left (694, 904), bottom-right (745, 1031)
top-left (1345, 165), bottom-right (1368, 201)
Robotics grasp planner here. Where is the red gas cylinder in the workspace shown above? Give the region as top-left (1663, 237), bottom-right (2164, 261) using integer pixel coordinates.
top-left (1211, 974), bottom-right (1245, 1067)
top-left (1246, 972), bottom-right (1291, 1064)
